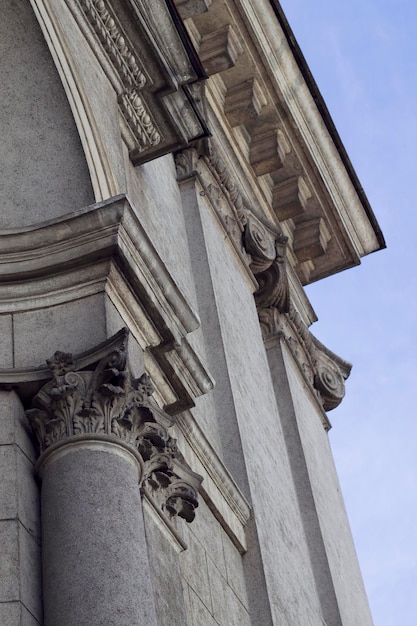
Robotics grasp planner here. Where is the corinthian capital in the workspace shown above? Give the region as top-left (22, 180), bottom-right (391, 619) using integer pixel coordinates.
top-left (26, 329), bottom-right (202, 523)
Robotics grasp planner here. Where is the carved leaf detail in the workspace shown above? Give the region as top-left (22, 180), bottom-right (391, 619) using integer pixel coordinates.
top-left (26, 329), bottom-right (203, 523)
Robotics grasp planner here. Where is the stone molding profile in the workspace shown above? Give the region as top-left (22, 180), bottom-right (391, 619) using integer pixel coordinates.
top-left (0, 195), bottom-right (214, 412)
top-left (79, 0), bottom-right (148, 90)
top-left (179, 0), bottom-right (384, 287)
top-left (25, 328), bottom-right (203, 523)
top-left (64, 0), bottom-right (209, 164)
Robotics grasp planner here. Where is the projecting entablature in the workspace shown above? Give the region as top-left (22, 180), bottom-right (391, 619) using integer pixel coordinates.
top-left (53, 0), bottom-right (210, 165)
top-left (40, 0), bottom-right (383, 285)
top-left (173, 0), bottom-right (385, 285)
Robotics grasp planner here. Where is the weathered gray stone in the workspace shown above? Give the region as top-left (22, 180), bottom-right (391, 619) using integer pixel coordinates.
top-left (18, 526), bottom-right (42, 623)
top-left (0, 392), bottom-right (36, 464)
top-left (41, 446), bottom-right (157, 626)
top-left (222, 531), bottom-right (249, 607)
top-left (0, 445), bottom-right (40, 539)
top-left (179, 530), bottom-right (212, 613)
top-left (0, 522), bottom-right (19, 602)
top-left (144, 509), bottom-right (188, 626)
top-left (0, 602), bottom-right (40, 626)
top-left (0, 0), bottom-right (384, 624)
top-left (0, 316), bottom-right (13, 368)
top-left (0, 447), bottom-right (17, 521)
top-left (13, 294), bottom-right (107, 368)
top-left (185, 498), bottom-right (227, 579)
top-left (188, 587), bottom-right (219, 626)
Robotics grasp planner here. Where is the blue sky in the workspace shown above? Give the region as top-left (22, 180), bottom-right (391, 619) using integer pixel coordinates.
top-left (278, 1), bottom-right (417, 624)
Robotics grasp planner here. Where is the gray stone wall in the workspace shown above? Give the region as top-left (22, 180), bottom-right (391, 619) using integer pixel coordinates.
top-left (0, 392), bottom-right (41, 625)
top-left (0, 2), bottom-right (377, 625)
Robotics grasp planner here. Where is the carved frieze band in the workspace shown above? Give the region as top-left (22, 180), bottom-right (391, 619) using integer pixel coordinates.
top-left (75, 0), bottom-right (163, 154)
top-left (79, 0), bottom-right (147, 89)
top-left (27, 330), bottom-right (202, 523)
top-left (118, 91), bottom-right (161, 151)
top-left (175, 146), bottom-right (347, 415)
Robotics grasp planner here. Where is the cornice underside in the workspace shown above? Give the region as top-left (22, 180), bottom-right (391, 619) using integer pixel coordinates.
top-left (0, 196), bottom-right (213, 415)
top-left (176, 0), bottom-right (382, 285)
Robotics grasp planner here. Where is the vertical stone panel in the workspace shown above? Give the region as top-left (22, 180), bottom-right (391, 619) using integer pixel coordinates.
top-left (144, 511), bottom-right (188, 626)
top-left (282, 343), bottom-right (374, 626)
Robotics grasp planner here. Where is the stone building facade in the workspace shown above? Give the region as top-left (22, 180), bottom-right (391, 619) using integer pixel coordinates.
top-left (0, 1), bottom-right (385, 624)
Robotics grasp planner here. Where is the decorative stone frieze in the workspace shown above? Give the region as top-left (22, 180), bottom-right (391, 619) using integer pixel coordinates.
top-left (79, 0), bottom-right (148, 89)
top-left (175, 144), bottom-right (248, 238)
top-left (26, 329), bottom-right (202, 522)
top-left (118, 91), bottom-right (161, 153)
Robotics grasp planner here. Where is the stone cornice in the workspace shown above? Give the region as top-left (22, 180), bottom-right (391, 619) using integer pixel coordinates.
top-left (37, 0), bottom-right (209, 170)
top-left (177, 0), bottom-right (384, 285)
top-left (0, 196), bottom-right (214, 413)
top-left (79, 0), bottom-right (209, 161)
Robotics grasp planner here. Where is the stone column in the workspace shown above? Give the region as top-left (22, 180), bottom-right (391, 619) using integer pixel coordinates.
top-left (26, 330), bottom-right (202, 626)
top-left (38, 439), bottom-right (155, 626)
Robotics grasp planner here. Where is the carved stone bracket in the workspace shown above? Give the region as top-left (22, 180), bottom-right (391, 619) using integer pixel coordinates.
top-left (18, 329), bottom-right (202, 523)
top-left (259, 304), bottom-right (351, 420)
top-left (199, 24), bottom-right (243, 75)
top-left (243, 218), bottom-right (290, 314)
top-left (311, 338), bottom-right (351, 411)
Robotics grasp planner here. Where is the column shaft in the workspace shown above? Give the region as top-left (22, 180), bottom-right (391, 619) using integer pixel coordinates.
top-left (40, 443), bottom-right (157, 626)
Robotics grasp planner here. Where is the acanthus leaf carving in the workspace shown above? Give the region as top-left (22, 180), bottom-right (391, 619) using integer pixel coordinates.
top-left (26, 330), bottom-right (202, 523)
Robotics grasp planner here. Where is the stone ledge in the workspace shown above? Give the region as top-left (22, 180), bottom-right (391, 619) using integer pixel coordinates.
top-left (0, 197), bottom-right (214, 413)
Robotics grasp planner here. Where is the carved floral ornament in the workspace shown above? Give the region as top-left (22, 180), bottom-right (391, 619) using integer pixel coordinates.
top-left (26, 330), bottom-right (202, 523)
top-left (174, 146), bottom-right (348, 415)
